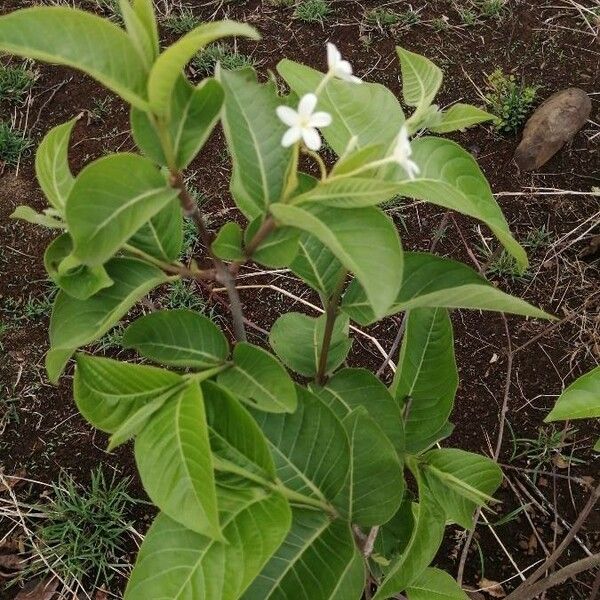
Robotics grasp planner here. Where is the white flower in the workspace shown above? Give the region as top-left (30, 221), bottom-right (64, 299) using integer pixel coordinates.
top-left (276, 93), bottom-right (332, 151)
top-left (391, 126), bottom-right (420, 180)
top-left (327, 42), bottom-right (362, 84)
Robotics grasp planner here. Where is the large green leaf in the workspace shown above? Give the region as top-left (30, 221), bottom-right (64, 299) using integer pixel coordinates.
top-left (373, 471), bottom-right (445, 600)
top-left (423, 449), bottom-right (502, 529)
top-left (66, 153), bottom-right (179, 266)
top-left (131, 77), bottom-right (224, 169)
top-left (118, 0), bottom-right (154, 69)
top-left (269, 312), bottom-right (351, 378)
top-left (392, 308), bottom-right (457, 454)
top-left (244, 217), bottom-right (300, 268)
top-left (546, 366), bottom-right (600, 422)
top-left (406, 568), bottom-right (469, 600)
top-left (212, 222), bottom-right (244, 261)
top-left (397, 47), bottom-right (442, 112)
top-left (244, 508), bottom-right (364, 600)
top-left (313, 368), bottom-right (404, 455)
top-left (135, 382), bottom-right (222, 539)
top-left (429, 103), bottom-right (495, 134)
top-left (251, 386), bottom-right (350, 504)
top-left (46, 258), bottom-right (172, 382)
top-left (387, 138), bottom-right (527, 269)
top-left (74, 354), bottom-right (183, 433)
top-left (0, 7), bottom-right (149, 109)
top-left (217, 342), bottom-right (297, 413)
top-left (277, 59), bottom-right (404, 155)
top-left (44, 233), bottom-right (113, 300)
top-left (270, 203), bottom-right (403, 318)
top-left (125, 487), bottom-right (291, 600)
top-left (218, 68), bottom-right (294, 219)
top-left (35, 118), bottom-right (77, 212)
top-left (148, 21), bottom-right (258, 115)
top-left (132, 0), bottom-right (159, 58)
top-left (123, 309), bottom-right (229, 369)
top-left (128, 198), bottom-right (183, 262)
top-left (338, 408), bottom-right (405, 526)
top-left (203, 381), bottom-right (276, 480)
top-left (342, 252), bottom-right (550, 326)
top-left (290, 235), bottom-right (345, 297)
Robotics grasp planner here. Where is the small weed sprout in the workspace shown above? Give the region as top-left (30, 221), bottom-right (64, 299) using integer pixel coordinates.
top-left (165, 279), bottom-right (207, 312)
top-left (0, 63), bottom-right (37, 105)
top-left (27, 469), bottom-right (136, 588)
top-left (485, 68), bottom-right (538, 134)
top-left (0, 121), bottom-right (32, 167)
top-left (162, 8), bottom-right (200, 34)
top-left (192, 43), bottom-right (254, 78)
top-left (365, 8), bottom-right (401, 28)
top-left (294, 0), bottom-right (331, 23)
top-left (478, 0), bottom-right (507, 19)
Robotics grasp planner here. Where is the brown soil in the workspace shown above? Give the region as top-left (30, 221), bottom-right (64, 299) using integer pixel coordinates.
top-left (1, 0), bottom-right (599, 598)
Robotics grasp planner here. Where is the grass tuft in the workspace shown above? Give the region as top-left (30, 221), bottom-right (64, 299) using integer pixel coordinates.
top-left (0, 64), bottom-right (37, 106)
top-left (0, 122), bottom-right (32, 167)
top-left (192, 43), bottom-right (254, 78)
top-left (294, 0), bottom-right (331, 23)
top-left (162, 7), bottom-right (201, 34)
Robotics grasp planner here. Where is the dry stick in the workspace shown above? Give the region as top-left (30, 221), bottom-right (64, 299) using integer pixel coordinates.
top-left (505, 481), bottom-right (600, 599)
top-left (590, 568), bottom-right (600, 600)
top-left (171, 171), bottom-right (247, 342)
top-left (505, 554), bottom-right (600, 600)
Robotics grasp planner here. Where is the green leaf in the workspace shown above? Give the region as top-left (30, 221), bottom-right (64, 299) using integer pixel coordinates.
top-left (388, 138), bottom-right (528, 270)
top-left (545, 366), bottom-right (600, 422)
top-left (373, 471), bottom-right (445, 599)
top-left (10, 206), bottom-right (64, 229)
top-left (46, 257), bottom-right (171, 382)
top-left (148, 21), bottom-right (259, 115)
top-left (406, 568), bottom-right (469, 600)
top-left (135, 382), bottom-right (222, 539)
top-left (342, 252), bottom-right (551, 326)
top-left (594, 438), bottom-right (600, 452)
top-left (423, 449), bottom-right (502, 529)
top-left (66, 153), bottom-right (179, 266)
top-left (0, 7), bottom-right (149, 109)
top-left (294, 177), bottom-right (404, 208)
top-left (429, 103), bottom-right (496, 134)
top-left (269, 312), bottom-right (351, 378)
top-left (74, 354), bottom-right (183, 432)
top-left (125, 488), bottom-right (291, 600)
top-left (217, 342), bottom-right (297, 413)
top-left (131, 77), bottom-right (224, 169)
top-left (392, 308), bottom-right (457, 454)
top-left (374, 500), bottom-right (415, 569)
top-left (218, 68), bottom-right (294, 219)
top-left (118, 0), bottom-right (154, 69)
top-left (270, 203), bottom-right (403, 318)
top-left (244, 508), bottom-right (365, 600)
top-left (331, 144), bottom-right (387, 177)
top-left (132, 0), bottom-right (159, 58)
top-left (251, 386), bottom-right (350, 504)
top-left (245, 217), bottom-right (300, 267)
top-left (338, 408), bottom-right (405, 526)
top-left (44, 233), bottom-right (113, 300)
top-left (290, 235), bottom-right (345, 297)
top-left (212, 222), bottom-right (244, 261)
top-left (397, 47), bottom-right (442, 111)
top-left (277, 59), bottom-right (404, 154)
top-left (35, 117), bottom-right (78, 211)
top-left (203, 381), bottom-right (276, 480)
top-left (123, 309), bottom-right (229, 369)
top-left (128, 198), bottom-right (183, 261)
top-left (312, 368), bottom-right (404, 455)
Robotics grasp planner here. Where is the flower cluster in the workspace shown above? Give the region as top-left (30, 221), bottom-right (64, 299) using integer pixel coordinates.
top-left (276, 43), bottom-right (419, 180)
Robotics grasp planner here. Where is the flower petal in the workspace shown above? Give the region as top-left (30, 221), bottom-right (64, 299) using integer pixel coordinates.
top-left (310, 111), bottom-right (332, 128)
top-left (282, 126), bottom-right (302, 147)
top-left (298, 93), bottom-right (317, 118)
top-left (336, 60), bottom-right (353, 77)
top-left (327, 42), bottom-right (340, 69)
top-left (302, 127), bottom-right (322, 151)
top-left (276, 105), bottom-right (299, 127)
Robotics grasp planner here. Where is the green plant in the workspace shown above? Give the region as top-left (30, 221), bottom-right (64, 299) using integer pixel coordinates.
top-left (0, 63), bottom-right (37, 105)
top-left (457, 7), bottom-right (477, 25)
top-left (0, 121), bottom-right (32, 166)
top-left (3, 4), bottom-right (554, 599)
top-left (478, 0), bottom-right (506, 19)
top-left (192, 43), bottom-right (254, 78)
top-left (485, 68), bottom-right (538, 134)
top-left (294, 0), bottom-right (331, 22)
top-left (89, 96), bottom-right (114, 122)
top-left (365, 8), bottom-right (401, 28)
top-left (162, 7), bottom-right (200, 34)
top-left (26, 469), bottom-right (136, 587)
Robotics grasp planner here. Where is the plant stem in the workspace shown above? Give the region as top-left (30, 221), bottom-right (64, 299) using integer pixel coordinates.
top-left (170, 170), bottom-right (247, 342)
top-left (243, 216), bottom-right (277, 259)
top-left (504, 481), bottom-right (600, 600)
top-left (315, 271), bottom-right (347, 386)
top-left (505, 554), bottom-right (600, 600)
